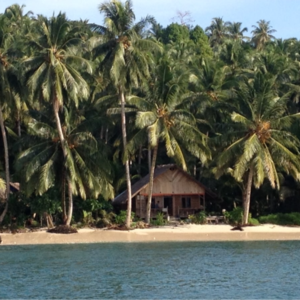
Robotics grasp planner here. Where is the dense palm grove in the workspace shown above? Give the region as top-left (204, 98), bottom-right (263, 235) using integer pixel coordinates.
top-left (1, 1), bottom-right (300, 229)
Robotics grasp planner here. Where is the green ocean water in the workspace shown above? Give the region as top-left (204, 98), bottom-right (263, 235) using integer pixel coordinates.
top-left (1, 241), bottom-right (300, 299)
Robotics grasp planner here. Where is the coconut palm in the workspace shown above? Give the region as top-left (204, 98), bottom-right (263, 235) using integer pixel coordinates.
top-left (214, 71), bottom-right (300, 224)
top-left (4, 3), bottom-right (33, 35)
top-left (23, 13), bottom-right (92, 225)
top-left (91, 0), bottom-right (161, 228)
top-left (15, 107), bottom-right (114, 222)
top-left (0, 14), bottom-right (17, 223)
top-left (128, 58), bottom-right (210, 223)
top-left (227, 22), bottom-right (248, 42)
top-left (251, 20), bottom-right (276, 51)
top-left (205, 17), bottom-right (229, 48)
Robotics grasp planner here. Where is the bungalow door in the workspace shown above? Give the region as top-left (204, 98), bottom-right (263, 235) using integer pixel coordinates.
top-left (163, 197), bottom-right (173, 216)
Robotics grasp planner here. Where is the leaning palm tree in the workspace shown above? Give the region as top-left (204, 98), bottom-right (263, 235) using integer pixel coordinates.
top-left (91, 0), bottom-right (161, 228)
top-left (251, 20), bottom-right (276, 51)
top-left (23, 13), bottom-right (91, 225)
top-left (128, 59), bottom-right (210, 223)
top-left (214, 72), bottom-right (300, 224)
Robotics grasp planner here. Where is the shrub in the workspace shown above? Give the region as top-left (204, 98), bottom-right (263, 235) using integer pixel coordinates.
top-left (115, 210), bottom-right (135, 225)
top-left (188, 211), bottom-right (207, 224)
top-left (224, 207), bottom-right (243, 225)
top-left (248, 217), bottom-right (260, 226)
top-left (82, 211), bottom-right (95, 226)
top-left (96, 210), bottom-right (116, 228)
top-left (259, 213), bottom-right (300, 226)
top-left (151, 212), bottom-right (166, 226)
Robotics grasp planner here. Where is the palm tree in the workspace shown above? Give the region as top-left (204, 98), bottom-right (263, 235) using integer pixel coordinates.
top-left (23, 13), bottom-right (91, 225)
top-left (214, 72), bottom-right (300, 224)
top-left (251, 20), bottom-right (276, 50)
top-left (227, 22), bottom-right (248, 42)
top-left (205, 17), bottom-right (229, 48)
top-left (128, 59), bottom-right (210, 223)
top-left (92, 0), bottom-right (161, 228)
top-left (4, 3), bottom-right (33, 35)
top-left (15, 107), bottom-right (114, 221)
top-left (0, 14), bottom-right (17, 223)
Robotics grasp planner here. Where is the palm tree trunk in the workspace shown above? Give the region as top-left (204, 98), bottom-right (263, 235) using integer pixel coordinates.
top-left (148, 144), bottom-right (152, 171)
top-left (53, 101), bottom-right (73, 226)
top-left (145, 145), bottom-right (158, 224)
top-left (17, 116), bottom-right (21, 137)
top-left (243, 165), bottom-right (254, 225)
top-left (0, 106), bottom-right (10, 224)
top-left (66, 183), bottom-right (73, 225)
top-left (61, 167), bottom-right (67, 224)
top-left (100, 126), bottom-right (104, 140)
top-left (119, 86), bottom-right (132, 229)
top-left (105, 127), bottom-right (108, 144)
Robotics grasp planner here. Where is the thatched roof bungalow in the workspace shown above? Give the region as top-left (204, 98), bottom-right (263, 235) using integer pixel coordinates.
top-left (113, 165), bottom-right (219, 219)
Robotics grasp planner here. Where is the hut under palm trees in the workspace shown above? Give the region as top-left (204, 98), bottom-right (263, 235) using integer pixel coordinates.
top-left (112, 165), bottom-right (220, 219)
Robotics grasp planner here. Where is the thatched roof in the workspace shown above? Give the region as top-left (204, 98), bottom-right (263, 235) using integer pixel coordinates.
top-left (113, 164), bottom-right (218, 205)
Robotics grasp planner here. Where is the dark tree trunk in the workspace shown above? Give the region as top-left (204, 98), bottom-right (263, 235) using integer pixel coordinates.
top-left (100, 126), bottom-right (104, 140)
top-left (105, 127), bottom-right (108, 144)
top-left (0, 106), bottom-right (10, 224)
top-left (138, 145), bottom-right (142, 175)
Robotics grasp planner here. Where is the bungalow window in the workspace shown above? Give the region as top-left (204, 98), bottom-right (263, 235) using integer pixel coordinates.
top-left (182, 197), bottom-right (191, 208)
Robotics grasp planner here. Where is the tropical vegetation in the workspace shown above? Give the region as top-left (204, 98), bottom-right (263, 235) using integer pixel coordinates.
top-left (1, 0), bottom-right (300, 229)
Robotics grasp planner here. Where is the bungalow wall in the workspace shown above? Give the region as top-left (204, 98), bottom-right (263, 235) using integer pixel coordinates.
top-left (134, 194), bottom-right (205, 219)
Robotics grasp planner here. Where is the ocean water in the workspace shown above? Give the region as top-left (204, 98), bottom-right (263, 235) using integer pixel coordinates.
top-left (1, 241), bottom-right (300, 299)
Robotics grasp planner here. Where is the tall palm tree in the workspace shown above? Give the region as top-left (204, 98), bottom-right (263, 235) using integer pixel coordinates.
top-left (23, 13), bottom-right (91, 225)
top-left (92, 0), bottom-right (161, 228)
top-left (15, 107), bottom-right (114, 220)
top-left (251, 20), bottom-right (276, 51)
top-left (214, 72), bottom-right (300, 224)
top-left (128, 59), bottom-right (210, 223)
top-left (0, 14), bottom-right (16, 223)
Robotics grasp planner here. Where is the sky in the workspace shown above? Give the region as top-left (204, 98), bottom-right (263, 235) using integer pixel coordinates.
top-left (0, 0), bottom-right (300, 39)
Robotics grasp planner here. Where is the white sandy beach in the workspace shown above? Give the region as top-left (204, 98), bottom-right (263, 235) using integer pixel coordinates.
top-left (1, 224), bottom-right (300, 245)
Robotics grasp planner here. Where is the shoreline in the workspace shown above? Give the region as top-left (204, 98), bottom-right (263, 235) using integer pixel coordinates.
top-left (1, 224), bottom-right (300, 245)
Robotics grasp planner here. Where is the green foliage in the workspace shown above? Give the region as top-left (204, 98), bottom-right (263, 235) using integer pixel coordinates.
top-left (190, 25), bottom-right (213, 57)
top-left (151, 212), bottom-right (166, 226)
top-left (259, 213), bottom-right (300, 226)
top-left (78, 198), bottom-right (113, 214)
top-left (224, 207), bottom-right (243, 225)
top-left (248, 217), bottom-right (260, 226)
top-left (115, 210), bottom-right (135, 225)
top-left (188, 211), bottom-right (207, 224)
top-left (25, 188), bottom-right (62, 216)
top-left (82, 211), bottom-right (95, 226)
top-left (96, 210), bottom-right (116, 228)
top-left (1, 1), bottom-right (300, 229)
top-left (162, 23), bottom-right (190, 44)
